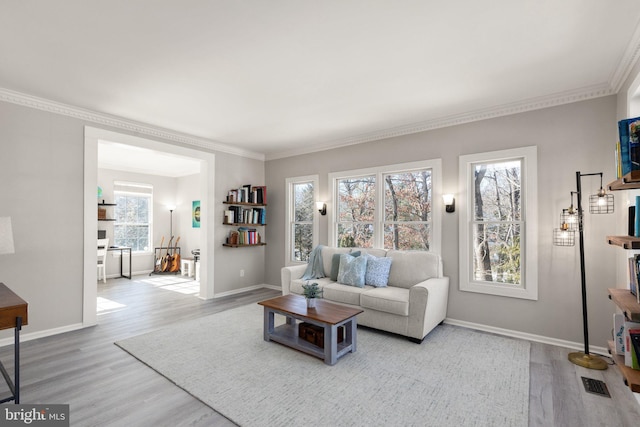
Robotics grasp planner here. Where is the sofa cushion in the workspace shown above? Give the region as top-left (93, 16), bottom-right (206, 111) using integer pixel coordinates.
top-left (361, 287), bottom-right (410, 316)
top-left (322, 282), bottom-right (374, 306)
top-left (290, 277), bottom-right (334, 295)
top-left (365, 254), bottom-right (392, 287)
top-left (386, 250), bottom-right (441, 289)
top-left (356, 248), bottom-right (387, 258)
top-left (337, 254), bottom-right (367, 287)
top-left (321, 247), bottom-right (352, 278)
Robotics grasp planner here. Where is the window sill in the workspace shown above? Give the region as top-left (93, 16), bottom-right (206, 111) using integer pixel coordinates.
top-left (460, 281), bottom-right (538, 300)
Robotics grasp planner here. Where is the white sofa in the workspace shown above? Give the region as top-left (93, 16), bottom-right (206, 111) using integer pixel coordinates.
top-left (281, 247), bottom-right (449, 342)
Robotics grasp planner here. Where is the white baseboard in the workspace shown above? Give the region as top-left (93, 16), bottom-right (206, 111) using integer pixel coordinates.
top-left (0, 323), bottom-right (85, 348)
top-left (107, 269), bottom-right (153, 279)
top-left (444, 317), bottom-right (609, 356)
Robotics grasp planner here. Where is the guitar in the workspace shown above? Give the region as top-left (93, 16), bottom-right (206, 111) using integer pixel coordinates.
top-left (169, 236), bottom-right (181, 272)
top-left (155, 236), bottom-right (165, 272)
top-left (161, 236), bottom-right (174, 272)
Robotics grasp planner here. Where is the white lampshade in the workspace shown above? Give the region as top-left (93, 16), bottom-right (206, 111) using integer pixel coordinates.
top-left (0, 217), bottom-right (15, 255)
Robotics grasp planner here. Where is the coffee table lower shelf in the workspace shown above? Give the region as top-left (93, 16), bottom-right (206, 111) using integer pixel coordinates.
top-left (268, 322), bottom-right (353, 361)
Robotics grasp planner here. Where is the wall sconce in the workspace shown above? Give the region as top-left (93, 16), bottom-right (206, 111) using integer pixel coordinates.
top-left (316, 202), bottom-right (327, 216)
top-left (443, 194), bottom-right (455, 213)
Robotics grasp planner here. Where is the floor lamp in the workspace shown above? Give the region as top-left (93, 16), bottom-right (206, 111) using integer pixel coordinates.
top-left (553, 172), bottom-right (613, 370)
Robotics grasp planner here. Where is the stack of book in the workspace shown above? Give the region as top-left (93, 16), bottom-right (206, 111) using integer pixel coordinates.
top-left (223, 206), bottom-right (266, 225)
top-left (614, 313), bottom-right (640, 370)
top-left (227, 185), bottom-right (267, 204)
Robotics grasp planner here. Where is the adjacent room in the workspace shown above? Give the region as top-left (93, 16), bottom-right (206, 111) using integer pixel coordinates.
top-left (2, 1), bottom-right (640, 426)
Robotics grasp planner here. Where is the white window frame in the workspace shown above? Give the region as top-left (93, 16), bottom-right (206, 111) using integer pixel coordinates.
top-left (328, 159), bottom-right (442, 254)
top-left (458, 146), bottom-right (538, 300)
top-left (285, 175), bottom-right (319, 266)
top-left (113, 181), bottom-right (153, 254)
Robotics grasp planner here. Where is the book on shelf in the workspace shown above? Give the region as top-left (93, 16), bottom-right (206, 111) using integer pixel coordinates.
top-left (629, 257), bottom-right (639, 297)
top-left (631, 330), bottom-right (640, 370)
top-left (224, 210), bottom-right (234, 224)
top-left (624, 321), bottom-right (640, 367)
top-left (252, 186), bottom-right (267, 204)
top-left (615, 313), bottom-right (625, 355)
top-left (617, 116), bottom-right (640, 177)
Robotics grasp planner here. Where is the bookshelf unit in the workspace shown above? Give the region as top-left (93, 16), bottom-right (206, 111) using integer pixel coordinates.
top-left (222, 185), bottom-right (267, 248)
top-left (605, 172), bottom-right (640, 392)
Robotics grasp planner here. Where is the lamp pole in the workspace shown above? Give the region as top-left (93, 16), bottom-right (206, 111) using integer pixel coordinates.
top-left (170, 209), bottom-right (174, 238)
top-left (567, 171), bottom-right (608, 370)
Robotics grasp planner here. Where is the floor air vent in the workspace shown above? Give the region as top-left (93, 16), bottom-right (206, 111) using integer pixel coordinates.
top-left (581, 377), bottom-right (611, 398)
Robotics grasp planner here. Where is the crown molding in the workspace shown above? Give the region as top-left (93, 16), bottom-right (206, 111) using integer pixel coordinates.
top-left (266, 83), bottom-right (615, 160)
top-left (0, 88), bottom-right (265, 161)
top-left (610, 21), bottom-right (640, 93)
top-left (0, 80), bottom-right (620, 163)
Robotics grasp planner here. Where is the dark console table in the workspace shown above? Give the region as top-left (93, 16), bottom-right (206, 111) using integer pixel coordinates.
top-left (0, 283), bottom-right (28, 403)
top-left (107, 246), bottom-right (132, 279)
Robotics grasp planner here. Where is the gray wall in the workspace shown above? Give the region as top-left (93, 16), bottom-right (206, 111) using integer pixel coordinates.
top-left (214, 152), bottom-right (265, 295)
top-left (265, 96), bottom-right (618, 349)
top-left (0, 92), bottom-right (623, 348)
top-left (0, 99), bottom-right (266, 340)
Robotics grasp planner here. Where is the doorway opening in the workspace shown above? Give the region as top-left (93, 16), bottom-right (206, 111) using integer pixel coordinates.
top-left (83, 126), bottom-right (215, 327)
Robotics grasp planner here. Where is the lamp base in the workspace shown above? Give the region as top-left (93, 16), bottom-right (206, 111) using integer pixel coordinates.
top-left (568, 352), bottom-right (608, 370)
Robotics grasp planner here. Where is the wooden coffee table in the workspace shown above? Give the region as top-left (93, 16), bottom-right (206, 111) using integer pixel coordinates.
top-left (258, 294), bottom-right (363, 365)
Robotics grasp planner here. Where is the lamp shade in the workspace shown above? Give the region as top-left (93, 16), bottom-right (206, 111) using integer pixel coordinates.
top-left (0, 217), bottom-right (15, 255)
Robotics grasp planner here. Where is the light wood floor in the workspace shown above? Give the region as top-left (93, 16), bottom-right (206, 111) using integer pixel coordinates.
top-left (1, 275), bottom-right (640, 426)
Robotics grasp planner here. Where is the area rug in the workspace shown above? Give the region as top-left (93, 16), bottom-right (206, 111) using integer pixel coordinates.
top-left (115, 304), bottom-right (530, 427)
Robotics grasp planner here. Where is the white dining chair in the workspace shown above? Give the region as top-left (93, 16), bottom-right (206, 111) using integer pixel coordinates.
top-left (97, 238), bottom-right (109, 283)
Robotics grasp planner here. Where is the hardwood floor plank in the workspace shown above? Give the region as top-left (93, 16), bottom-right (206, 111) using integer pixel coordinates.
top-left (0, 275), bottom-right (639, 426)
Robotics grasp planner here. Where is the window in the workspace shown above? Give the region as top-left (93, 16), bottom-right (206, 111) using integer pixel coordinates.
top-left (330, 160), bottom-right (442, 253)
top-left (285, 176), bottom-right (319, 265)
top-left (459, 147), bottom-right (538, 300)
top-left (383, 171), bottom-right (432, 250)
top-left (336, 175), bottom-right (375, 248)
top-left (113, 181), bottom-right (153, 252)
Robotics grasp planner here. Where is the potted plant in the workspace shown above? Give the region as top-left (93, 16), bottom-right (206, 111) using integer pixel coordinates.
top-left (302, 282), bottom-right (323, 308)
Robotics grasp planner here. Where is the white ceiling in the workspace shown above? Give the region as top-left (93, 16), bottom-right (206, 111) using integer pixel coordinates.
top-left (2, 1), bottom-right (640, 160)
top-left (98, 140), bottom-right (201, 177)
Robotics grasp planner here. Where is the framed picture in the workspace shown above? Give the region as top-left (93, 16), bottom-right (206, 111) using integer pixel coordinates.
top-left (192, 200), bottom-right (201, 228)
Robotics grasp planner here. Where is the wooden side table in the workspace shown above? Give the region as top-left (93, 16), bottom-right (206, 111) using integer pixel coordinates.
top-left (0, 283), bottom-right (28, 403)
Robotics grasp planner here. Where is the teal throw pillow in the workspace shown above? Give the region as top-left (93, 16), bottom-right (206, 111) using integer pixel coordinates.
top-left (331, 251), bottom-right (361, 281)
top-left (337, 253), bottom-right (367, 288)
top-left (365, 254), bottom-right (392, 287)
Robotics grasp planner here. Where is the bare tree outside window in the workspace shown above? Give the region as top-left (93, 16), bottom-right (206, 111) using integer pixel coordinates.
top-left (472, 160), bottom-right (522, 285)
top-left (336, 169), bottom-right (433, 250)
top-left (383, 171), bottom-right (431, 250)
top-left (114, 193), bottom-right (151, 251)
top-left (337, 176), bottom-right (375, 247)
top-left (292, 182), bottom-right (314, 262)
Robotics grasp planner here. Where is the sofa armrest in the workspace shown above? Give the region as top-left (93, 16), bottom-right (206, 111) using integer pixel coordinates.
top-left (407, 276), bottom-right (450, 340)
top-left (281, 264), bottom-right (307, 295)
